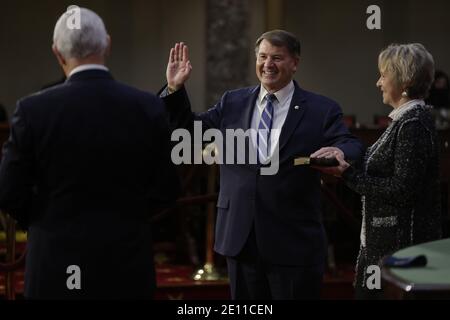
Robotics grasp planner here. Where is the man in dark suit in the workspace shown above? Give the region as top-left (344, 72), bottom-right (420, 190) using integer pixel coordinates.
top-left (0, 7), bottom-right (179, 299)
top-left (162, 30), bottom-right (364, 299)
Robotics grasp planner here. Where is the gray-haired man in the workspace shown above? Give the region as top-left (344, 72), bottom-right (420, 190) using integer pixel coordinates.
top-left (0, 7), bottom-right (179, 299)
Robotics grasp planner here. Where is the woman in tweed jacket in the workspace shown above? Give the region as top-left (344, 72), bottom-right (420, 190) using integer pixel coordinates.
top-left (314, 43), bottom-right (442, 299)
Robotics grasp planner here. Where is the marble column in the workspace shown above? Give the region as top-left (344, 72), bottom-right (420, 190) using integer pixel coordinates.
top-left (206, 0), bottom-right (250, 106)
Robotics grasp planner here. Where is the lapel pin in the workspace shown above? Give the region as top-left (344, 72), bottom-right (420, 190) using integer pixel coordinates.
top-left (294, 105), bottom-right (300, 110)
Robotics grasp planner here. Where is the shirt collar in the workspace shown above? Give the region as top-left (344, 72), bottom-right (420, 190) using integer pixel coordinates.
top-left (69, 64), bottom-right (109, 78)
top-left (258, 81), bottom-right (295, 106)
top-left (388, 99), bottom-right (425, 121)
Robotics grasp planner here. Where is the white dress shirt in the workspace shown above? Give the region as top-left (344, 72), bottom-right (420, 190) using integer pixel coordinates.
top-left (68, 64), bottom-right (109, 78)
top-left (251, 81), bottom-right (295, 158)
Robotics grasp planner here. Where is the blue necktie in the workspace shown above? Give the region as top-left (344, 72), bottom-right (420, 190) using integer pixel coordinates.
top-left (257, 94), bottom-right (276, 163)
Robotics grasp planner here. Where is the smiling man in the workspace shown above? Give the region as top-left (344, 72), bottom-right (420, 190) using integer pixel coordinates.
top-left (255, 36), bottom-right (298, 93)
top-left (162, 29), bottom-right (364, 300)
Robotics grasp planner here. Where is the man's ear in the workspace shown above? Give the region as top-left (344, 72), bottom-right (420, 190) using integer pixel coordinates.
top-left (105, 35), bottom-right (112, 57)
top-left (292, 56), bottom-right (300, 73)
top-left (52, 45), bottom-right (66, 67)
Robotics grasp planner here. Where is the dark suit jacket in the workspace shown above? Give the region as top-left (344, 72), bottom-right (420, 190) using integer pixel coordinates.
top-left (0, 70), bottom-right (179, 299)
top-left (163, 82), bottom-right (364, 266)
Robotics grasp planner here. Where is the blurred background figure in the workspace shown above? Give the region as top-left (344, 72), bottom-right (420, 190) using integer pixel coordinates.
top-left (426, 70), bottom-right (450, 128)
top-left (426, 70), bottom-right (450, 109)
top-left (0, 102), bottom-right (8, 122)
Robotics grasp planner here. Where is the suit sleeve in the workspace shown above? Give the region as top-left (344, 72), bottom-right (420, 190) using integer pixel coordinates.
top-left (147, 98), bottom-right (181, 213)
top-left (342, 120), bottom-right (432, 207)
top-left (161, 86), bottom-right (225, 132)
top-left (0, 101), bottom-right (35, 228)
top-left (323, 102), bottom-right (365, 162)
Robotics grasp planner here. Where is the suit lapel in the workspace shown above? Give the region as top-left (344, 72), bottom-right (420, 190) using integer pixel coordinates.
top-left (239, 86), bottom-right (260, 131)
top-left (234, 86), bottom-right (259, 170)
top-left (278, 83), bottom-right (307, 152)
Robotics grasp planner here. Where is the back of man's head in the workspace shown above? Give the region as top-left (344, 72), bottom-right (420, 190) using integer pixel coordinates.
top-left (53, 7), bottom-right (108, 60)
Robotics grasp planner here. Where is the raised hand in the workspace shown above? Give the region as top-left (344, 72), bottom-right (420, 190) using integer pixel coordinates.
top-left (166, 42), bottom-right (192, 92)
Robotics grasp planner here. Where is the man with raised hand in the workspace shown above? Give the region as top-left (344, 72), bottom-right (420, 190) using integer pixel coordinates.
top-left (162, 30), bottom-right (363, 299)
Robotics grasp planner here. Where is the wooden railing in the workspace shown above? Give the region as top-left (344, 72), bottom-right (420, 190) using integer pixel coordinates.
top-left (0, 212), bottom-right (26, 300)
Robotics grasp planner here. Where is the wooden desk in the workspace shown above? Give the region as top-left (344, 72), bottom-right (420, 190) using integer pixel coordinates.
top-left (381, 238), bottom-right (450, 299)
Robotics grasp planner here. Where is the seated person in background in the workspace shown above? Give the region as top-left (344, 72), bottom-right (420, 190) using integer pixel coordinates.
top-left (0, 103), bottom-right (8, 122)
top-left (426, 70), bottom-right (450, 109)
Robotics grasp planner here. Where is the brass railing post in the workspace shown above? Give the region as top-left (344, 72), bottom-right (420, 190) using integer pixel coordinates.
top-left (193, 163), bottom-right (221, 281)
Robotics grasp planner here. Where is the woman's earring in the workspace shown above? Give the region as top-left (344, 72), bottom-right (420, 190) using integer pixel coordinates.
top-left (401, 91), bottom-right (408, 97)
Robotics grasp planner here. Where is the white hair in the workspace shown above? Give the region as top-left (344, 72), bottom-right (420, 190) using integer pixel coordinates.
top-left (53, 7), bottom-right (108, 60)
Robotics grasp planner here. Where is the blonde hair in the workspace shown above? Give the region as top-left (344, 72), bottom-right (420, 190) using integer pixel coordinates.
top-left (378, 43), bottom-right (435, 99)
